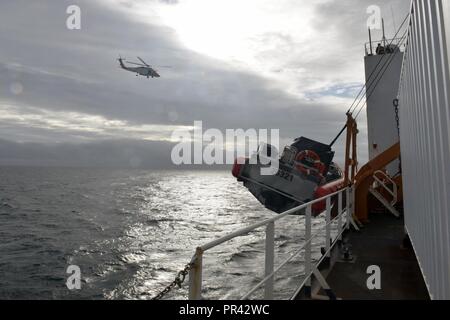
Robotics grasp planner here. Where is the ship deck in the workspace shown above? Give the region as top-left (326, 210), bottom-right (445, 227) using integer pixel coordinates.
top-left (303, 212), bottom-right (430, 300)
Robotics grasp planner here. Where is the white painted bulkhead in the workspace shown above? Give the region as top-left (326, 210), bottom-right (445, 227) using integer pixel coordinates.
top-left (365, 52), bottom-right (403, 176)
top-left (398, 0), bottom-right (450, 300)
top-left (445, 0), bottom-right (450, 64)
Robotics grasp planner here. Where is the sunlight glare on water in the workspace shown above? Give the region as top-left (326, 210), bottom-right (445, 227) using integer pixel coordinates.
top-left (0, 168), bottom-right (332, 300)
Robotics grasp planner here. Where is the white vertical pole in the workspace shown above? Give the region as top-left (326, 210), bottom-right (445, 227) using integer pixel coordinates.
top-left (188, 249), bottom-right (203, 300)
top-left (305, 204), bottom-right (312, 297)
top-left (338, 191), bottom-right (343, 240)
top-left (325, 197), bottom-right (331, 258)
top-left (346, 187), bottom-right (352, 230)
top-left (264, 222), bottom-right (275, 300)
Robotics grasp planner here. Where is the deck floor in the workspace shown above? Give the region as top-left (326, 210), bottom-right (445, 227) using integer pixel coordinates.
top-left (318, 212), bottom-right (430, 300)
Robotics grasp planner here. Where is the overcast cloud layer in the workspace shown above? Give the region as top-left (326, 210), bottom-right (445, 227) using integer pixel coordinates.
top-left (0, 0), bottom-right (409, 168)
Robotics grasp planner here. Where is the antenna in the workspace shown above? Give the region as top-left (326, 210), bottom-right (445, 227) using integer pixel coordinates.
top-left (382, 18), bottom-right (387, 48)
top-left (368, 28), bottom-right (373, 56)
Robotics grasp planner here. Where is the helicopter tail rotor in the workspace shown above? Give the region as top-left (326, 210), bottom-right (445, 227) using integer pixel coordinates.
top-left (117, 55), bottom-right (126, 68)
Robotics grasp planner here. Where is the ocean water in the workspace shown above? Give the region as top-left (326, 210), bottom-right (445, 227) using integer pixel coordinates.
top-left (0, 167), bottom-right (331, 300)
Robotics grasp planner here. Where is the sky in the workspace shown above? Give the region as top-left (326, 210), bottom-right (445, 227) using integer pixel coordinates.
top-left (0, 0), bottom-right (409, 168)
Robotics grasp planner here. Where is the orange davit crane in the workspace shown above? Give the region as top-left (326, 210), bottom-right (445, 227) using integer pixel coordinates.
top-left (353, 142), bottom-right (401, 223)
top-left (341, 113), bottom-right (402, 224)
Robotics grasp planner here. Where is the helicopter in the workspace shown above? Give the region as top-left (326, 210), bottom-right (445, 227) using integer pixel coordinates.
top-left (118, 56), bottom-right (169, 78)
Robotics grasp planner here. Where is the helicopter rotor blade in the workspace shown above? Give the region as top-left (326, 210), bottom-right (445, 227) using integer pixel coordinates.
top-left (137, 57), bottom-right (150, 67)
top-left (126, 61), bottom-right (147, 67)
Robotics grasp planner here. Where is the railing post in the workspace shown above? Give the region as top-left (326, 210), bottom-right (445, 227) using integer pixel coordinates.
top-left (305, 204), bottom-right (312, 298)
top-left (346, 187), bottom-right (352, 230)
top-left (338, 191), bottom-right (343, 240)
top-left (325, 197), bottom-right (331, 260)
top-left (264, 221), bottom-right (275, 300)
top-left (189, 248), bottom-right (203, 300)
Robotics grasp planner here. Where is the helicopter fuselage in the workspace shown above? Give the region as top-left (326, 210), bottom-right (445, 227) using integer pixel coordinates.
top-left (124, 66), bottom-right (160, 78)
top-left (118, 58), bottom-right (160, 78)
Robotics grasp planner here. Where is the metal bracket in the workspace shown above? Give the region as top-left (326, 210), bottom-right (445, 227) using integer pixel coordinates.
top-left (312, 267), bottom-right (337, 300)
top-left (349, 215), bottom-right (361, 231)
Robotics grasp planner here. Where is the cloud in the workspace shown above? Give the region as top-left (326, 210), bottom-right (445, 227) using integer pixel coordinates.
top-left (0, 0), bottom-right (410, 167)
top-left (0, 138), bottom-right (179, 169)
top-left (0, 102), bottom-right (193, 143)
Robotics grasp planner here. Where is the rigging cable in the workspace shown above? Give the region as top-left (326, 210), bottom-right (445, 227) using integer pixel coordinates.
top-left (354, 28), bottom-right (409, 120)
top-left (347, 13), bottom-right (410, 115)
top-left (329, 12), bottom-right (411, 147)
top-left (330, 33), bottom-right (407, 146)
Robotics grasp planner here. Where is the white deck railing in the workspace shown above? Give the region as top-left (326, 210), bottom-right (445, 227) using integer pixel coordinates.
top-left (187, 186), bottom-right (355, 300)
